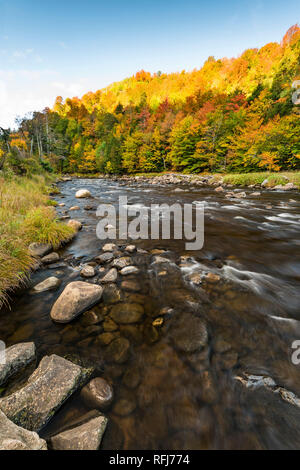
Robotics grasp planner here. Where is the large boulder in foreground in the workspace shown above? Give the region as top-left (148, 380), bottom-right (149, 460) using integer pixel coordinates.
top-left (76, 189), bottom-right (91, 198)
top-left (50, 281), bottom-right (103, 323)
top-left (0, 342), bottom-right (35, 386)
top-left (0, 410), bottom-right (47, 450)
top-left (0, 355), bottom-right (92, 431)
top-left (49, 411), bottom-right (107, 450)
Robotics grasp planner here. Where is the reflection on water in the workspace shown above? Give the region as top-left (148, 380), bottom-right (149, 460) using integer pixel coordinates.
top-left (1, 178), bottom-right (300, 449)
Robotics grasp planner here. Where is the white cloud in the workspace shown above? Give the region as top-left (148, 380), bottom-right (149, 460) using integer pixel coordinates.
top-left (51, 81), bottom-right (86, 97)
top-left (0, 71), bottom-right (89, 128)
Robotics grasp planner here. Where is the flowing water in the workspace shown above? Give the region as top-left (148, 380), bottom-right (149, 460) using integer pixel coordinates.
top-left (1, 178), bottom-right (300, 449)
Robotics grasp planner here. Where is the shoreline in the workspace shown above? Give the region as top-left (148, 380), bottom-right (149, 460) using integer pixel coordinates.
top-left (59, 171), bottom-right (300, 191)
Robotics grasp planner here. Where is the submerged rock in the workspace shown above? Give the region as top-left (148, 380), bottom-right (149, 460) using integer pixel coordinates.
top-left (106, 337), bottom-right (130, 364)
top-left (0, 410), bottom-right (47, 450)
top-left (69, 206), bottom-right (80, 211)
top-left (113, 397), bottom-right (136, 416)
top-left (103, 284), bottom-right (122, 304)
top-left (121, 280), bottom-right (141, 292)
top-left (170, 313), bottom-right (208, 353)
top-left (28, 243), bottom-right (52, 258)
top-left (0, 342), bottom-right (36, 386)
top-left (0, 355), bottom-right (92, 431)
top-left (76, 189), bottom-right (91, 198)
top-left (50, 281), bottom-right (103, 323)
top-left (110, 303), bottom-right (144, 324)
top-left (50, 412), bottom-right (107, 450)
top-left (81, 378), bottom-right (113, 410)
top-left (32, 276), bottom-right (61, 293)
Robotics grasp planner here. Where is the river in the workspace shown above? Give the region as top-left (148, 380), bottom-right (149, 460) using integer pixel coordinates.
top-left (1, 177), bottom-right (300, 449)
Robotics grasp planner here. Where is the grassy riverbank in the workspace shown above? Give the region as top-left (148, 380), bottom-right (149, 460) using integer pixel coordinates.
top-left (0, 174), bottom-right (75, 307)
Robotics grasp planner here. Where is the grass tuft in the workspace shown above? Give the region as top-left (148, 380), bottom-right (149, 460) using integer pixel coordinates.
top-left (0, 175), bottom-right (75, 307)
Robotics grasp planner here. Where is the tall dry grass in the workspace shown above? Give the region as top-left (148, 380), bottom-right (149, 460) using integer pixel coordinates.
top-left (0, 175), bottom-right (75, 307)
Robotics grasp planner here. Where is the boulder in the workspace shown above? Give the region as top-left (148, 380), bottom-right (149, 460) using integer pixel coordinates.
top-left (215, 186), bottom-right (224, 192)
top-left (0, 355), bottom-right (92, 431)
top-left (84, 204), bottom-right (94, 211)
top-left (67, 219), bottom-right (82, 231)
top-left (120, 266), bottom-right (139, 276)
top-left (0, 342), bottom-right (36, 386)
top-left (112, 257), bottom-right (131, 269)
top-left (76, 189), bottom-right (91, 198)
top-left (205, 272), bottom-right (221, 283)
top-left (102, 243), bottom-right (117, 252)
top-left (32, 277), bottom-right (61, 293)
top-left (274, 182), bottom-right (297, 191)
top-left (152, 256), bottom-right (171, 264)
top-left (80, 378), bottom-right (113, 410)
top-left (110, 303), bottom-right (144, 324)
top-left (50, 281), bottom-right (103, 323)
top-left (69, 206), bottom-right (80, 211)
top-left (250, 191), bottom-right (261, 196)
top-left (80, 265), bottom-right (96, 278)
top-left (233, 191), bottom-right (246, 198)
top-left (96, 252), bottom-right (114, 264)
top-left (100, 268), bottom-right (118, 283)
top-left (125, 245), bottom-right (136, 253)
top-left (50, 412), bottom-right (107, 450)
top-left (41, 252), bottom-right (60, 264)
top-left (0, 410), bottom-right (47, 450)
top-left (28, 243), bottom-right (52, 258)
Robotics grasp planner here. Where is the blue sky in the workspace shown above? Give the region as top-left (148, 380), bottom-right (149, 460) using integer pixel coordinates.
top-left (0, 0), bottom-right (299, 128)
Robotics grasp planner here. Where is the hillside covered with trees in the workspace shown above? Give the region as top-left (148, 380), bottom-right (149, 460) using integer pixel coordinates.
top-left (1, 25), bottom-right (300, 176)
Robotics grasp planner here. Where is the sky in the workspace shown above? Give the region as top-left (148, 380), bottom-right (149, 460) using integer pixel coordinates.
top-left (0, 0), bottom-right (299, 128)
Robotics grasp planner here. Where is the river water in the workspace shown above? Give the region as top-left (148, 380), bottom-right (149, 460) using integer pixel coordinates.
top-left (1, 178), bottom-right (300, 449)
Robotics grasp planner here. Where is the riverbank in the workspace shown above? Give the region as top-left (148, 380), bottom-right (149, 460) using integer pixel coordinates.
top-left (61, 171), bottom-right (300, 190)
top-left (0, 174), bottom-right (75, 307)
